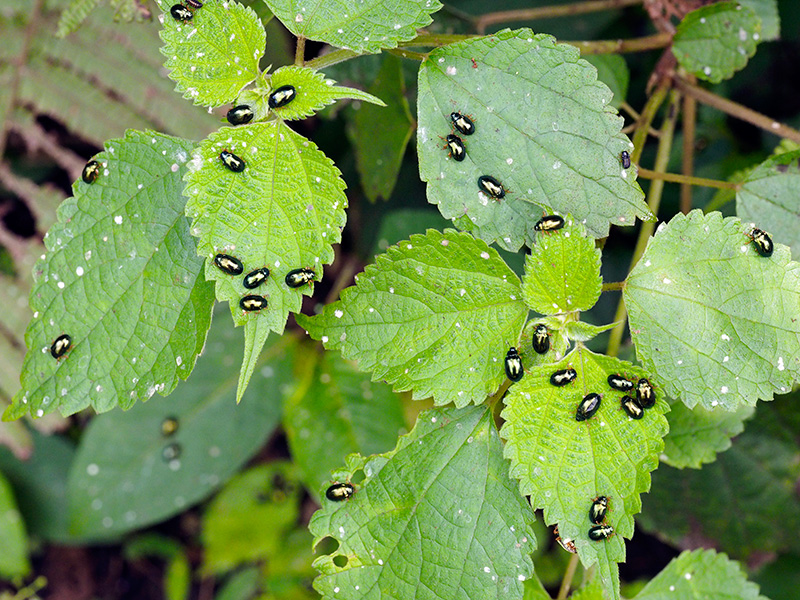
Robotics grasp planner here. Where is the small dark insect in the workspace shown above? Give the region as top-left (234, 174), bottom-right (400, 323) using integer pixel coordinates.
top-left (268, 85), bottom-right (297, 109)
top-left (636, 378), bottom-right (655, 408)
top-left (550, 368), bottom-right (577, 387)
top-left (532, 324), bottom-right (550, 354)
top-left (621, 395), bottom-right (644, 419)
top-left (554, 526), bottom-right (577, 553)
top-left (226, 104), bottom-right (254, 125)
top-left (243, 267), bottom-right (270, 289)
top-left (162, 443), bottom-right (181, 461)
top-left (161, 417), bottom-right (179, 436)
top-left (445, 134), bottom-right (466, 162)
top-left (184, 0), bottom-right (203, 7)
top-left (621, 150), bottom-right (631, 169)
top-left (170, 4), bottom-right (193, 22)
top-left (325, 482), bottom-right (355, 502)
top-left (82, 160), bottom-right (100, 184)
top-left (607, 374), bottom-right (634, 391)
top-left (478, 175), bottom-right (505, 199)
top-left (214, 253), bottom-right (244, 276)
top-left (749, 228), bottom-right (774, 257)
top-left (576, 393), bottom-right (602, 421)
top-left (589, 495), bottom-right (609, 524)
top-left (471, 58), bottom-right (478, 68)
top-left (504, 347), bottom-right (524, 382)
top-left (285, 267), bottom-right (315, 288)
top-left (50, 334), bottom-right (72, 359)
top-left (588, 524), bottom-right (614, 541)
top-left (240, 295), bottom-right (268, 311)
top-left (450, 112), bottom-right (475, 135)
top-left (220, 150), bottom-right (245, 172)
top-left (534, 215), bottom-right (565, 232)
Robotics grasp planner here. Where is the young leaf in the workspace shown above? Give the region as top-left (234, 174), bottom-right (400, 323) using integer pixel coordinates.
top-left (417, 29), bottom-right (649, 251)
top-left (5, 131), bottom-right (215, 421)
top-left (263, 65), bottom-right (386, 122)
top-left (640, 394), bottom-right (800, 558)
top-left (624, 210), bottom-right (800, 410)
top-left (183, 121), bottom-right (347, 396)
top-left (202, 462), bottom-right (301, 575)
top-left (661, 398), bottom-right (754, 469)
top-left (672, 2), bottom-right (761, 84)
top-left (564, 320), bottom-right (619, 343)
top-left (310, 405), bottom-right (536, 600)
top-left (56, 0), bottom-right (102, 38)
top-left (66, 315), bottom-right (294, 539)
top-left (157, 0), bottom-right (265, 107)
top-left (737, 149), bottom-right (800, 258)
top-left (522, 217), bottom-right (602, 315)
top-left (0, 470), bottom-right (31, 579)
top-left (347, 55), bottom-right (414, 202)
top-left (283, 344), bottom-right (406, 497)
top-left (501, 348), bottom-right (668, 600)
top-left (297, 229), bottom-right (529, 407)
top-left (265, 0), bottom-right (442, 54)
top-left (633, 549), bottom-right (770, 600)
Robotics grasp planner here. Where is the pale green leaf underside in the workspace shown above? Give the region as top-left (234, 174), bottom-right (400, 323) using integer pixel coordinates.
top-left (582, 54), bottom-right (629, 110)
top-left (501, 348), bottom-right (668, 600)
top-left (283, 345), bottom-right (406, 498)
top-left (265, 65), bottom-right (386, 122)
top-left (417, 29), bottom-right (649, 251)
top-left (672, 2), bottom-right (761, 84)
top-left (297, 229), bottom-right (528, 408)
top-left (737, 150), bottom-right (800, 259)
top-left (522, 217), bottom-right (602, 314)
top-left (634, 549), bottom-right (769, 600)
top-left (158, 0), bottom-right (265, 107)
top-left (739, 0), bottom-right (779, 40)
top-left (625, 210), bottom-right (800, 410)
top-left (565, 320), bottom-right (619, 343)
top-left (184, 121), bottom-right (347, 331)
top-left (66, 314), bottom-right (291, 539)
top-left (309, 406), bottom-right (536, 600)
top-left (265, 0), bottom-right (442, 54)
top-left (661, 398), bottom-right (753, 469)
top-left (6, 131), bottom-right (215, 420)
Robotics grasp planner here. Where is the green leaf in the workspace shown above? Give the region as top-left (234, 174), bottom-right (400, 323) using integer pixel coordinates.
top-left (265, 0), bottom-right (442, 54)
top-left (571, 580), bottom-right (605, 600)
top-left (672, 2), bottom-right (761, 84)
top-left (260, 528), bottom-right (318, 599)
top-left (661, 397), bottom-right (754, 469)
top-left (523, 577), bottom-right (553, 600)
top-left (66, 314), bottom-right (293, 540)
top-left (309, 405), bottom-right (536, 600)
top-left (754, 553), bottom-right (800, 600)
top-left (634, 549), bottom-right (770, 600)
top-left (283, 344), bottom-right (406, 498)
top-left (125, 534), bottom-right (191, 600)
top-left (202, 462), bottom-right (301, 575)
top-left (257, 65), bottom-right (386, 122)
top-left (624, 210), bottom-right (800, 410)
top-left (581, 54), bottom-right (629, 110)
top-left (215, 567), bottom-right (260, 600)
top-left (501, 348), bottom-right (668, 600)
top-left (56, 0), bottom-right (102, 37)
top-left (417, 29), bottom-right (649, 251)
top-left (522, 217), bottom-right (602, 314)
top-left (347, 55), bottom-right (414, 202)
top-left (157, 0), bottom-right (265, 107)
top-left (564, 320), bottom-right (619, 343)
top-left (5, 130), bottom-right (215, 420)
top-left (0, 431), bottom-right (76, 542)
top-left (0, 470), bottom-right (31, 579)
top-left (640, 394), bottom-right (800, 558)
top-left (737, 150), bottom-right (800, 259)
top-left (297, 229), bottom-right (528, 407)
top-left (739, 0), bottom-right (780, 40)
top-left (183, 121), bottom-right (347, 398)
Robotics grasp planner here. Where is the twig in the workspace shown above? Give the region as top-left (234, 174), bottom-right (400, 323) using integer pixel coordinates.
top-left (476, 0), bottom-right (644, 34)
top-left (674, 77), bottom-right (800, 144)
top-left (387, 48), bottom-right (427, 61)
top-left (566, 32), bottom-right (672, 55)
top-left (305, 48), bottom-right (361, 71)
top-left (681, 80), bottom-right (697, 213)
top-left (557, 553), bottom-right (581, 599)
top-left (602, 281), bottom-right (625, 292)
top-left (631, 83), bottom-right (669, 163)
top-left (295, 36), bottom-right (306, 65)
top-left (636, 167), bottom-right (739, 190)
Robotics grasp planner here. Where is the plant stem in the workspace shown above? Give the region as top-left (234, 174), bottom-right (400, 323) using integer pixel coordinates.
top-left (305, 48), bottom-right (361, 70)
top-left (557, 553), bottom-right (581, 599)
top-left (602, 281), bottom-right (625, 292)
top-left (620, 101), bottom-right (641, 120)
top-left (387, 48), bottom-right (427, 61)
top-left (674, 77), bottom-right (800, 144)
top-left (295, 36), bottom-right (306, 66)
top-left (702, 191), bottom-right (735, 214)
top-left (607, 89), bottom-right (681, 357)
top-left (398, 33), bottom-right (476, 47)
top-left (636, 168), bottom-right (738, 190)
top-left (681, 81), bottom-right (697, 213)
top-left (566, 32), bottom-right (673, 55)
top-left (631, 83), bottom-right (669, 163)
top-left (475, 0), bottom-right (643, 34)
